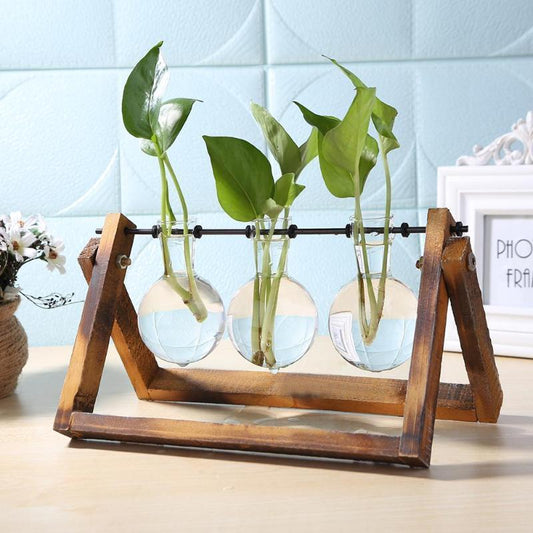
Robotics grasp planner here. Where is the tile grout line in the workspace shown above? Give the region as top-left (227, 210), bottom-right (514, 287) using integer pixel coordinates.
top-left (2, 54), bottom-right (533, 74)
top-left (261, 0), bottom-right (270, 110)
top-left (411, 0), bottom-right (420, 216)
top-left (112, 0), bottom-right (122, 215)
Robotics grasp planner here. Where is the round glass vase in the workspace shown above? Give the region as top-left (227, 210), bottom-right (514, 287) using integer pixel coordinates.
top-left (138, 219), bottom-right (225, 367)
top-left (227, 216), bottom-right (318, 373)
top-left (328, 215), bottom-right (418, 372)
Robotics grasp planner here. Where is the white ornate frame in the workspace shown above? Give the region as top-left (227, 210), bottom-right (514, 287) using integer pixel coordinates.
top-left (438, 112), bottom-right (533, 357)
top-left (438, 166), bottom-right (533, 358)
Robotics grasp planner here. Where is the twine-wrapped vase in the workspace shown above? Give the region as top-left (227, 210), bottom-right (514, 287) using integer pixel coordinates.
top-left (0, 296), bottom-right (28, 399)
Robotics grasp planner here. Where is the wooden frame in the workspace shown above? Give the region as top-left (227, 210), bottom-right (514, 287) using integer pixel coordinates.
top-left (54, 208), bottom-right (503, 468)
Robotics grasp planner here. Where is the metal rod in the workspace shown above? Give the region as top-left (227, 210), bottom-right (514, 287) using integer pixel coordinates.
top-left (95, 222), bottom-right (468, 239)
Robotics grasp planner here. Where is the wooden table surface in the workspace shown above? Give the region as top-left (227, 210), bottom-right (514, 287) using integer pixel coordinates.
top-left (1, 337), bottom-right (532, 532)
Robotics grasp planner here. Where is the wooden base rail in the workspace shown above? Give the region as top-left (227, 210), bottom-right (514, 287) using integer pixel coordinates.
top-left (65, 412), bottom-right (404, 464)
top-left (146, 368), bottom-right (477, 422)
top-left (54, 209), bottom-right (503, 468)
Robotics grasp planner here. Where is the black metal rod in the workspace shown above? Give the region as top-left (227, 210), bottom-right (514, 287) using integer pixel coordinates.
top-left (95, 222), bottom-right (468, 238)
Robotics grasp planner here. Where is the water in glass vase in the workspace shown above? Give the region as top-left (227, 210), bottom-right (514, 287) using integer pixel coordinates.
top-left (227, 216), bottom-right (318, 373)
top-left (138, 274), bottom-right (225, 366)
top-left (329, 278), bottom-right (417, 372)
top-left (137, 220), bottom-right (225, 367)
top-left (329, 216), bottom-right (418, 372)
top-left (228, 277), bottom-right (317, 372)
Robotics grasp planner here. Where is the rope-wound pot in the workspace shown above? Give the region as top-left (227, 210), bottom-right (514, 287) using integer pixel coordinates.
top-left (0, 297), bottom-right (28, 399)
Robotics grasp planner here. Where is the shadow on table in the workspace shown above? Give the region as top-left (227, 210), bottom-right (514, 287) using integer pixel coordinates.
top-left (0, 365), bottom-right (126, 420)
top-left (67, 438), bottom-right (533, 481)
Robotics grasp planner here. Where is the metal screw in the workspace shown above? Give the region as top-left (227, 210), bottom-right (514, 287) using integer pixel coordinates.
top-left (116, 254), bottom-right (132, 269)
top-left (467, 252), bottom-right (476, 272)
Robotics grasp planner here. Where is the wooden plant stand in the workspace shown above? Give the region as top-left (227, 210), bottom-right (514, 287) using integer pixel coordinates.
top-left (54, 208), bottom-right (503, 467)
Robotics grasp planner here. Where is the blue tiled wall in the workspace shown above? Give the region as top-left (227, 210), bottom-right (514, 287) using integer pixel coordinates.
top-left (2, 1), bottom-right (532, 346)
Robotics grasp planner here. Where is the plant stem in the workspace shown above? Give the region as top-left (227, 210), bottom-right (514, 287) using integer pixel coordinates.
top-left (259, 227), bottom-right (289, 367)
top-left (376, 135), bottom-right (392, 315)
top-left (354, 190), bottom-right (378, 342)
top-left (165, 155), bottom-right (208, 322)
top-left (378, 135), bottom-right (392, 310)
top-left (153, 141), bottom-right (208, 322)
top-left (251, 218), bottom-right (277, 367)
top-left (353, 138), bottom-right (393, 346)
top-left (251, 229), bottom-right (263, 366)
top-left (157, 156), bottom-right (191, 303)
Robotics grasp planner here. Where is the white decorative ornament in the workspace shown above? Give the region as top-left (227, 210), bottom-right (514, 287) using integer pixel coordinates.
top-left (457, 111), bottom-right (533, 166)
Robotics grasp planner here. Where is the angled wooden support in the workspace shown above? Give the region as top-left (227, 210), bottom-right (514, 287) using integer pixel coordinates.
top-left (399, 208), bottom-right (454, 466)
top-left (54, 208), bottom-right (503, 467)
top-left (77, 238), bottom-right (159, 401)
top-left (54, 214), bottom-right (136, 433)
top-left (442, 237), bottom-right (503, 423)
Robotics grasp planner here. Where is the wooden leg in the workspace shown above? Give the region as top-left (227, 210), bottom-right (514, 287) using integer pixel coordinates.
top-left (399, 208), bottom-right (454, 467)
top-left (442, 237), bottom-right (503, 422)
top-left (78, 240), bottom-right (159, 401)
top-left (54, 214), bottom-right (135, 433)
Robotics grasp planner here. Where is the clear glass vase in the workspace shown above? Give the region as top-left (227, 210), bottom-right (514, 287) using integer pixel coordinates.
top-left (328, 215), bottom-right (418, 372)
top-left (227, 216), bottom-right (318, 373)
top-left (138, 219), bottom-right (225, 367)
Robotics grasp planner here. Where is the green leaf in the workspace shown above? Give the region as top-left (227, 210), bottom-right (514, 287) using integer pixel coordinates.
top-left (250, 102), bottom-right (301, 175)
top-left (203, 136), bottom-right (275, 222)
top-left (322, 87), bottom-right (376, 196)
top-left (316, 132), bottom-right (354, 198)
top-left (273, 173), bottom-right (305, 208)
top-left (293, 101), bottom-right (355, 197)
top-left (325, 56), bottom-right (399, 154)
top-left (262, 198), bottom-right (284, 219)
top-left (294, 99), bottom-right (377, 197)
top-left (155, 98), bottom-right (200, 153)
top-left (140, 139), bottom-right (158, 157)
top-left (293, 101), bottom-right (340, 135)
top-left (359, 134), bottom-right (379, 191)
top-left (298, 127), bottom-right (318, 176)
top-left (122, 41), bottom-right (168, 140)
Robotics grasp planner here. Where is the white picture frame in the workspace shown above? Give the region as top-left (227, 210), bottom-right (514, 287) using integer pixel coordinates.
top-left (437, 165), bottom-right (533, 358)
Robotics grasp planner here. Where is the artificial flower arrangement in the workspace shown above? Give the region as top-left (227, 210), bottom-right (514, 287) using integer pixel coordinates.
top-left (0, 212), bottom-right (66, 302)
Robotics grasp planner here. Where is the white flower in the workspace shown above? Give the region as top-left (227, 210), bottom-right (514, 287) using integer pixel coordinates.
top-left (1, 225), bottom-right (39, 262)
top-left (7, 211), bottom-right (24, 230)
top-left (44, 241), bottom-right (66, 274)
top-left (25, 214), bottom-right (47, 234)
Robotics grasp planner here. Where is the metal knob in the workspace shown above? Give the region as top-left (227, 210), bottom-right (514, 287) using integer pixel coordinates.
top-left (116, 254), bottom-right (132, 269)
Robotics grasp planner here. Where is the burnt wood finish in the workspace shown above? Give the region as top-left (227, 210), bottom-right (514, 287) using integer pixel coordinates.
top-left (147, 368), bottom-right (477, 422)
top-left (442, 237), bottom-right (503, 423)
top-left (399, 208), bottom-right (455, 466)
top-left (54, 209), bottom-right (503, 468)
top-left (54, 214), bottom-right (136, 433)
top-left (77, 239), bottom-right (159, 401)
top-left (68, 412), bottom-right (403, 463)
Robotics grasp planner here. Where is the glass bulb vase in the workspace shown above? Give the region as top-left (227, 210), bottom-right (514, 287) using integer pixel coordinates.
top-left (227, 216), bottom-right (318, 372)
top-left (138, 220), bottom-right (225, 367)
top-left (329, 215), bottom-right (418, 372)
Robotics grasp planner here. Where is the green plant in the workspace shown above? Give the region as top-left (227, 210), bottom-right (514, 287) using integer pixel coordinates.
top-left (296, 57), bottom-right (400, 345)
top-left (203, 103), bottom-right (317, 367)
top-left (122, 42), bottom-right (207, 322)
